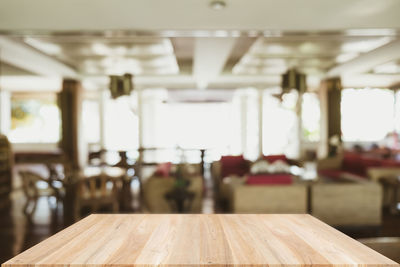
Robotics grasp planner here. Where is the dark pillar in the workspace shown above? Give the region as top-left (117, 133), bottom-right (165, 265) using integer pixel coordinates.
top-left (58, 79), bottom-right (84, 170)
top-left (319, 77), bottom-right (342, 158)
top-left (58, 79), bottom-right (84, 226)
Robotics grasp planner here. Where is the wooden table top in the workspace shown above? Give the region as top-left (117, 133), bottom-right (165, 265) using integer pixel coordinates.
top-left (3, 214), bottom-right (398, 267)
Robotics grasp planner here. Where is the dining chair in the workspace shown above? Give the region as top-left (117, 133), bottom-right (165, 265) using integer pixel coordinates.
top-left (19, 170), bottom-right (59, 216)
top-left (73, 174), bottom-right (121, 220)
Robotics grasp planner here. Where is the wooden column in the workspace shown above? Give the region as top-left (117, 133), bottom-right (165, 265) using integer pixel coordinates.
top-left (59, 79), bottom-right (87, 226)
top-left (58, 79), bottom-right (85, 170)
top-left (319, 77), bottom-right (342, 158)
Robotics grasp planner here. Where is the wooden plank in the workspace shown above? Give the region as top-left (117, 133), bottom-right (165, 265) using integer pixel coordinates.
top-left (2, 214), bottom-right (399, 267)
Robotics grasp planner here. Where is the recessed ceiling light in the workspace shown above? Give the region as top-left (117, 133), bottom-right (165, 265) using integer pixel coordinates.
top-left (210, 0), bottom-right (226, 10)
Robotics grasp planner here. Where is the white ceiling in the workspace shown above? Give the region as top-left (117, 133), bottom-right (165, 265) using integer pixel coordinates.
top-left (0, 62), bottom-right (33, 76)
top-left (233, 35), bottom-right (393, 76)
top-left (1, 34), bottom-right (400, 90)
top-left (1, 0), bottom-right (400, 31)
top-left (21, 36), bottom-right (180, 76)
top-left (1, 0), bottom-right (400, 91)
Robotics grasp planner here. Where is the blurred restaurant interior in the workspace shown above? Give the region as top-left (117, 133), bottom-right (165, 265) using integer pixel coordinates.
top-left (1, 0), bottom-right (400, 263)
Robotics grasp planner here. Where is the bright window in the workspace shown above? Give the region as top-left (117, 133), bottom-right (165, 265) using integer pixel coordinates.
top-left (394, 90), bottom-right (400, 134)
top-left (143, 102), bottom-right (235, 162)
top-left (140, 88), bottom-right (241, 162)
top-left (341, 88), bottom-right (394, 142)
top-left (9, 94), bottom-right (61, 143)
top-left (243, 92), bottom-right (259, 160)
top-left (104, 94), bottom-right (139, 151)
top-left (302, 93), bottom-right (320, 142)
top-left (165, 103), bottom-right (232, 150)
top-left (82, 99), bottom-right (101, 144)
top-left (262, 91), bottom-right (299, 158)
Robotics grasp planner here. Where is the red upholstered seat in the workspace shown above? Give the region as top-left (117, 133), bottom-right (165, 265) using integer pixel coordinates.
top-left (263, 154), bottom-right (288, 163)
top-left (359, 157), bottom-right (382, 175)
top-left (154, 162), bottom-right (172, 177)
top-left (381, 159), bottom-right (400, 167)
top-left (246, 174), bottom-right (293, 185)
top-left (318, 169), bottom-right (365, 181)
top-left (321, 151), bottom-right (400, 180)
top-left (318, 169), bottom-right (344, 179)
top-left (220, 155), bottom-right (249, 179)
top-left (342, 152), bottom-right (364, 176)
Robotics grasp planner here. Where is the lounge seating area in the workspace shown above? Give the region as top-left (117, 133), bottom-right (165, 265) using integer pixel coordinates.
top-left (143, 163), bottom-right (203, 213)
top-left (211, 153), bottom-right (385, 229)
top-left (311, 177), bottom-right (382, 227)
top-left (318, 151), bottom-right (400, 181)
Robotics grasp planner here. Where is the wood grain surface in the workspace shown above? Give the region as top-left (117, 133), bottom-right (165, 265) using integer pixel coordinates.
top-left (3, 214), bottom-right (399, 267)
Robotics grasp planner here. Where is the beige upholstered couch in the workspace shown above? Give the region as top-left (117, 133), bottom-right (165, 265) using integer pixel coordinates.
top-left (222, 177), bottom-right (308, 214)
top-left (311, 179), bottom-right (382, 227)
top-left (142, 175), bottom-right (203, 213)
top-left (210, 160), bottom-right (226, 204)
top-left (318, 154), bottom-right (400, 208)
top-left (223, 173), bottom-right (382, 227)
top-left (318, 154), bottom-right (400, 182)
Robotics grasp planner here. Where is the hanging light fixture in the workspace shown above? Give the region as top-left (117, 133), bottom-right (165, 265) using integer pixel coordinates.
top-left (281, 68), bottom-right (306, 93)
top-left (109, 73), bottom-right (133, 99)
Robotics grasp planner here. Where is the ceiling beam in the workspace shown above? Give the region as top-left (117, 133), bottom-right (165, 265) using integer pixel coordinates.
top-left (0, 36), bottom-right (77, 77)
top-left (327, 39), bottom-right (400, 78)
top-left (4, 73), bottom-right (398, 91)
top-left (341, 74), bottom-right (400, 88)
top-left (0, 76), bottom-right (63, 91)
top-left (61, 74), bottom-right (282, 90)
top-left (223, 37), bottom-right (257, 73)
top-left (193, 37), bottom-right (237, 89)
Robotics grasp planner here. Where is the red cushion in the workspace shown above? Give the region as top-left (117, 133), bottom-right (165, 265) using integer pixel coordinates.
top-left (246, 174), bottom-right (293, 185)
top-left (342, 153), bottom-right (364, 175)
top-left (359, 157), bottom-right (382, 175)
top-left (381, 159), bottom-right (400, 167)
top-left (318, 169), bottom-right (344, 179)
top-left (154, 162), bottom-right (172, 177)
top-left (263, 154), bottom-right (288, 163)
top-left (319, 169), bottom-right (366, 181)
top-left (221, 155), bottom-right (249, 178)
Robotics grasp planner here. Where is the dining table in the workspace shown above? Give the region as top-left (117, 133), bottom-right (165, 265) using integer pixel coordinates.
top-left (2, 214), bottom-right (399, 267)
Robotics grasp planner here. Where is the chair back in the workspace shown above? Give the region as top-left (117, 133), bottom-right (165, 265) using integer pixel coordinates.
top-left (19, 171), bottom-right (42, 198)
top-left (77, 174), bottom-right (120, 200)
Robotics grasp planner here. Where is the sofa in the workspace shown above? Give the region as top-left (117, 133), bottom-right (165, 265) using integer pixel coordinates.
top-left (212, 154), bottom-right (307, 213)
top-left (223, 176), bottom-right (308, 214)
top-left (211, 155), bottom-right (250, 207)
top-left (311, 176), bottom-right (382, 227)
top-left (142, 163), bottom-right (203, 213)
top-left (318, 152), bottom-right (400, 181)
top-left (212, 154), bottom-right (292, 184)
top-left (318, 152), bottom-right (400, 208)
top-left (211, 154), bottom-right (295, 209)
top-left (211, 155), bottom-right (249, 181)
